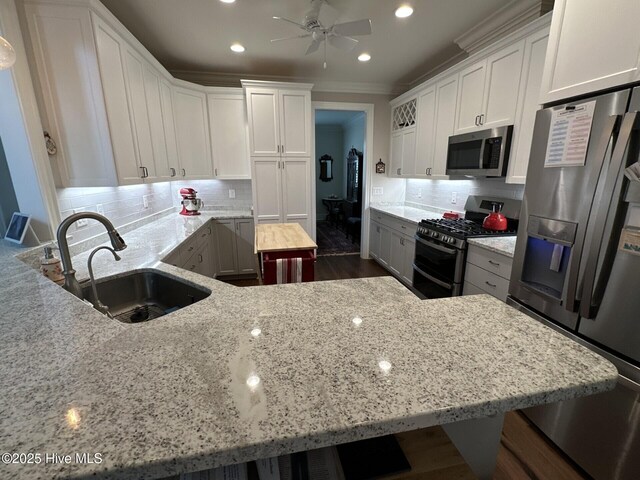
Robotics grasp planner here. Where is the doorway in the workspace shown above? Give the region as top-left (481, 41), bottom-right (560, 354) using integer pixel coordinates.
top-left (312, 102), bottom-right (373, 258)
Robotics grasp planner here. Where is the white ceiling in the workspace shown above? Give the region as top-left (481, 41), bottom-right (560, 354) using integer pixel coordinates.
top-left (100, 0), bottom-right (512, 92)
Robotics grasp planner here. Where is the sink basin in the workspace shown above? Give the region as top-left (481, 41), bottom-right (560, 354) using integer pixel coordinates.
top-left (81, 269), bottom-right (211, 323)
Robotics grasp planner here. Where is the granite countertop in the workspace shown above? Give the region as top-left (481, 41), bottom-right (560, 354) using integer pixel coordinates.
top-left (0, 211), bottom-right (617, 480)
top-left (369, 205), bottom-right (445, 224)
top-left (468, 236), bottom-right (518, 258)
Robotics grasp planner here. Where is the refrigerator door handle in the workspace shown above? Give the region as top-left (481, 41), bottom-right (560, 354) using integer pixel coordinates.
top-left (563, 114), bottom-right (620, 313)
top-left (579, 111), bottom-right (639, 319)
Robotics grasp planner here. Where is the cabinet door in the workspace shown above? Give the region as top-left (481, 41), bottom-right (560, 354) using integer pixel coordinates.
top-left (390, 131), bottom-right (403, 176)
top-left (279, 90), bottom-right (311, 156)
top-left (282, 157), bottom-right (312, 235)
top-left (400, 129), bottom-right (416, 177)
top-left (481, 40), bottom-right (525, 129)
top-left (208, 93), bottom-right (250, 179)
top-left (173, 87), bottom-right (213, 179)
top-left (508, 29), bottom-right (549, 184)
top-left (122, 47), bottom-right (156, 181)
top-left (235, 219), bottom-right (257, 274)
top-left (213, 220), bottom-right (238, 276)
top-left (369, 221), bottom-right (381, 259)
top-left (199, 243), bottom-right (213, 278)
top-left (455, 60), bottom-right (486, 134)
top-left (159, 80), bottom-right (180, 179)
top-left (378, 224), bottom-right (391, 267)
top-left (540, 0), bottom-right (640, 104)
top-left (415, 86), bottom-right (437, 177)
top-left (251, 157), bottom-right (282, 224)
top-left (142, 64), bottom-right (172, 181)
top-left (433, 75), bottom-right (459, 176)
top-left (91, 15), bottom-right (140, 185)
top-left (402, 236), bottom-right (416, 285)
top-left (245, 88), bottom-right (280, 156)
top-left (388, 231), bottom-right (404, 277)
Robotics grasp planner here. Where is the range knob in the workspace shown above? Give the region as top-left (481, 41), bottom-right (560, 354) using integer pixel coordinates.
top-left (431, 232), bottom-right (439, 238)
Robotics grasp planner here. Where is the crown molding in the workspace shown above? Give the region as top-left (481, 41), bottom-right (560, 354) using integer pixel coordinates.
top-left (171, 70), bottom-right (405, 96)
top-left (454, 0), bottom-right (554, 55)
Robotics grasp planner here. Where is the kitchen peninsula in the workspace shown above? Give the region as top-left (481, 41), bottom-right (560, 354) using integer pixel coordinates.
top-left (0, 212), bottom-right (617, 480)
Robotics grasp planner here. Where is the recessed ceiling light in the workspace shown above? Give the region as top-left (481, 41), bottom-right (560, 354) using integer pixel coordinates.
top-left (230, 43), bottom-right (245, 53)
top-left (220, 0), bottom-right (236, 3)
top-left (358, 53), bottom-right (371, 62)
top-left (395, 5), bottom-right (414, 18)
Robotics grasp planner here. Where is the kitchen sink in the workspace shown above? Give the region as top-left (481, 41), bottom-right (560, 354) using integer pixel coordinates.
top-left (81, 269), bottom-right (211, 323)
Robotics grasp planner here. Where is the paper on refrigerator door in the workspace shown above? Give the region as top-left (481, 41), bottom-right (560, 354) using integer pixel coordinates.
top-left (544, 100), bottom-right (596, 168)
top-left (619, 227), bottom-right (640, 256)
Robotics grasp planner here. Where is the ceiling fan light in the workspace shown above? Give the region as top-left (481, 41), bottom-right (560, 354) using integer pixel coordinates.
top-left (358, 53), bottom-right (371, 62)
top-left (230, 43), bottom-right (245, 53)
top-left (219, 0), bottom-right (236, 3)
top-left (395, 5), bottom-right (414, 18)
top-left (0, 35), bottom-right (16, 70)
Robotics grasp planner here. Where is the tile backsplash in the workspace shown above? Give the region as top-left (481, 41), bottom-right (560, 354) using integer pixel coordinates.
top-left (405, 178), bottom-right (524, 213)
top-left (57, 179), bottom-right (252, 245)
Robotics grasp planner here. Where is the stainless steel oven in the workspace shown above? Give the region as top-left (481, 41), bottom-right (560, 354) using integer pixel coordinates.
top-left (412, 234), bottom-right (465, 298)
top-left (446, 126), bottom-right (513, 177)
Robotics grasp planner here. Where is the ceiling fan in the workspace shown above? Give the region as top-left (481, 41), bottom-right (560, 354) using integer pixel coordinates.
top-left (271, 0), bottom-right (372, 69)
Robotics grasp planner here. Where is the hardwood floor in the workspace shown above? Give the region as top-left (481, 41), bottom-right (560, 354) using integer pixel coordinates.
top-left (222, 255), bottom-right (588, 480)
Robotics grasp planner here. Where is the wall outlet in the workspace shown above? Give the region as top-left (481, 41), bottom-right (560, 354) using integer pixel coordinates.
top-left (96, 204), bottom-right (104, 215)
top-left (229, 189), bottom-right (236, 199)
top-left (372, 187), bottom-right (383, 196)
top-left (451, 192), bottom-right (457, 204)
top-left (73, 208), bottom-right (88, 228)
top-left (143, 195), bottom-right (150, 209)
top-left (417, 189), bottom-right (422, 199)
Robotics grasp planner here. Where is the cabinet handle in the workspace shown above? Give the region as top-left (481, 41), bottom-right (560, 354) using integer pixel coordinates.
top-left (214, 168), bottom-right (217, 176)
top-left (277, 145), bottom-right (280, 153)
top-left (198, 254), bottom-right (203, 263)
top-left (281, 144), bottom-right (284, 153)
top-left (401, 225), bottom-right (406, 229)
top-left (376, 226), bottom-right (380, 233)
top-left (139, 166), bottom-right (146, 179)
top-left (170, 167), bottom-right (176, 177)
top-left (485, 281), bottom-right (497, 288)
top-left (488, 260), bottom-right (500, 266)
top-left (397, 168), bottom-right (401, 175)
top-left (400, 237), bottom-right (404, 246)
top-left (475, 115), bottom-right (479, 126)
top-left (282, 161), bottom-right (285, 169)
top-left (479, 114), bottom-right (484, 125)
top-left (181, 168), bottom-right (186, 177)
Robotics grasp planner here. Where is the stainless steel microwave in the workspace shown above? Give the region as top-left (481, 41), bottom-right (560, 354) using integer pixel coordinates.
top-left (446, 125), bottom-right (513, 177)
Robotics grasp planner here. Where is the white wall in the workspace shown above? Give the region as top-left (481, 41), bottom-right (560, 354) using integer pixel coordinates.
top-left (405, 178), bottom-right (524, 213)
top-left (342, 113), bottom-right (365, 196)
top-left (315, 125), bottom-right (345, 218)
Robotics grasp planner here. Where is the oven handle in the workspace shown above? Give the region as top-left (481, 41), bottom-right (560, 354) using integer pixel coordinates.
top-left (413, 263), bottom-right (453, 290)
top-left (414, 235), bottom-right (458, 255)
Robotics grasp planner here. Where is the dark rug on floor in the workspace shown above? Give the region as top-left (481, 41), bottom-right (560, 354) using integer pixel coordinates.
top-left (316, 221), bottom-right (360, 256)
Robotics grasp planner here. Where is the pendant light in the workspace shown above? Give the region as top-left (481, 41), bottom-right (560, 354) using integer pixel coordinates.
top-left (0, 35), bottom-right (16, 70)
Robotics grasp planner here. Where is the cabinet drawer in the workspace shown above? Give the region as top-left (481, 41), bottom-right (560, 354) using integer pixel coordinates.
top-left (370, 211), bottom-right (417, 237)
top-left (464, 263), bottom-right (510, 302)
top-left (466, 245), bottom-right (513, 280)
top-left (463, 281), bottom-right (486, 296)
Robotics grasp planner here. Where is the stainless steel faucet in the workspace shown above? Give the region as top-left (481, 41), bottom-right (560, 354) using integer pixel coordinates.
top-left (87, 246), bottom-right (121, 318)
top-left (56, 212), bottom-right (127, 298)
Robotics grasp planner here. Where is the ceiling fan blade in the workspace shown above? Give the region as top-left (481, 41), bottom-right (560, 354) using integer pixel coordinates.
top-left (332, 19), bottom-right (372, 37)
top-left (270, 34), bottom-right (312, 43)
top-left (328, 34), bottom-right (358, 52)
top-left (306, 37), bottom-right (322, 55)
top-left (273, 16), bottom-right (311, 31)
top-left (317, 2), bottom-right (340, 28)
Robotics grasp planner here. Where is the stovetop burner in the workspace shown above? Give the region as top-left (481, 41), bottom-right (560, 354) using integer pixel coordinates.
top-left (419, 218), bottom-right (517, 238)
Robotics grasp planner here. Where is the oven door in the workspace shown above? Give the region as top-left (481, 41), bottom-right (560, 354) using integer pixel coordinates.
top-left (412, 235), bottom-right (464, 298)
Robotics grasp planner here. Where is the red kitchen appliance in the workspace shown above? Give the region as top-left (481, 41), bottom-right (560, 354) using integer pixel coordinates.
top-left (443, 211), bottom-right (460, 220)
top-left (179, 188), bottom-right (203, 216)
top-left (482, 202), bottom-right (508, 231)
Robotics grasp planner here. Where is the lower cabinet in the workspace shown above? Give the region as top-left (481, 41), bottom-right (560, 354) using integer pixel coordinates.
top-left (369, 212), bottom-right (417, 287)
top-left (462, 244), bottom-right (513, 301)
top-left (163, 217), bottom-right (257, 279)
top-left (212, 218), bottom-right (257, 278)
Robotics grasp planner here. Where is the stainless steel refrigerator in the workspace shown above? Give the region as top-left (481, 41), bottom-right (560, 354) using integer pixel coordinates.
top-left (508, 86), bottom-right (640, 480)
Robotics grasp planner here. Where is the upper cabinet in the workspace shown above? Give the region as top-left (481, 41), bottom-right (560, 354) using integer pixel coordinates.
top-left (389, 15), bottom-right (550, 184)
top-left (454, 41), bottom-right (525, 134)
top-left (540, 0), bottom-right (640, 104)
top-left (208, 91), bottom-right (250, 179)
top-left (24, 0), bottom-right (253, 187)
top-left (244, 85), bottom-right (312, 157)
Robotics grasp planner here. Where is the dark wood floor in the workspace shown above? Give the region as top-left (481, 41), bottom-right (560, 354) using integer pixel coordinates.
top-left (222, 255), bottom-right (588, 479)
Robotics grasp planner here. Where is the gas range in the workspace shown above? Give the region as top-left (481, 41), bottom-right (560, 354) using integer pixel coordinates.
top-left (417, 218), bottom-right (517, 249)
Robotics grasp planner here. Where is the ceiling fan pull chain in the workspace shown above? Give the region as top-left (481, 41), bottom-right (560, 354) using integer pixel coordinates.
top-left (323, 33), bottom-right (327, 69)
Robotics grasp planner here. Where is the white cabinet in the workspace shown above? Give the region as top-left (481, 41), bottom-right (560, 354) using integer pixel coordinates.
top-left (142, 64), bottom-right (174, 181)
top-left (369, 221), bottom-right (381, 259)
top-left (389, 230), bottom-right (404, 277)
top-left (207, 92), bottom-right (250, 179)
top-left (252, 158), bottom-right (282, 224)
top-left (454, 42), bottom-right (524, 134)
top-left (507, 29), bottom-right (549, 184)
top-left (212, 218), bottom-right (257, 277)
top-left (369, 210), bottom-right (416, 286)
top-left (378, 223), bottom-right (391, 268)
top-left (244, 85), bottom-right (312, 157)
top-left (414, 86), bottom-right (436, 178)
top-left (540, 0), bottom-right (640, 104)
top-left (173, 86), bottom-right (213, 180)
top-left (390, 128), bottom-right (416, 176)
top-left (401, 237), bottom-right (416, 285)
top-left (433, 75), bottom-right (459, 176)
top-left (463, 244), bottom-right (513, 302)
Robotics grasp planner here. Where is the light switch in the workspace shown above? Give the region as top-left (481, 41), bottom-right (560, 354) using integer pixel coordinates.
top-left (451, 192), bottom-right (457, 204)
top-left (229, 189), bottom-right (236, 199)
top-left (372, 187), bottom-right (383, 195)
top-left (73, 208), bottom-right (88, 228)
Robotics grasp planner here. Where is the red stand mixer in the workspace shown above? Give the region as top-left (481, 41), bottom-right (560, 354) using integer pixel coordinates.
top-left (179, 188), bottom-right (203, 216)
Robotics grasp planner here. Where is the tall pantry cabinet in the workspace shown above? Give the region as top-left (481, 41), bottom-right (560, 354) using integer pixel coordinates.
top-left (242, 81), bottom-right (314, 236)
